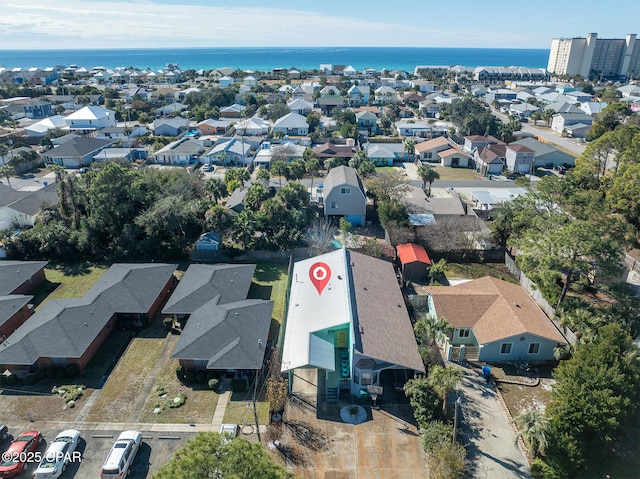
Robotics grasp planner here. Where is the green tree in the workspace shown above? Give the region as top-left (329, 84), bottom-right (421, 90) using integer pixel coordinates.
top-left (0, 164), bottom-right (16, 188)
top-left (544, 324), bottom-right (640, 475)
top-left (512, 409), bottom-right (549, 458)
top-left (154, 432), bottom-right (292, 479)
top-left (270, 160), bottom-right (288, 187)
top-left (417, 164), bottom-right (440, 197)
top-left (304, 154), bottom-right (320, 192)
top-left (414, 317), bottom-right (452, 347)
top-left (404, 139), bottom-right (416, 161)
top-left (204, 177), bottom-right (226, 203)
top-left (404, 376), bottom-right (442, 427)
top-left (244, 183), bottom-right (270, 211)
top-left (365, 169), bottom-right (410, 202)
top-left (287, 158), bottom-right (306, 180)
top-left (256, 167), bottom-right (271, 181)
top-left (427, 365), bottom-right (464, 416)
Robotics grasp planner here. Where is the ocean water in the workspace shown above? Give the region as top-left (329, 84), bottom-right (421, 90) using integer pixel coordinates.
top-left (0, 47), bottom-right (549, 72)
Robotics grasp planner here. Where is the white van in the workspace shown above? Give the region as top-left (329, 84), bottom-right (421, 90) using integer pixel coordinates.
top-left (99, 430), bottom-right (142, 478)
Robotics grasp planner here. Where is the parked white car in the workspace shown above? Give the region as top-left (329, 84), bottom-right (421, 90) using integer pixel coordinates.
top-left (99, 430), bottom-right (142, 478)
top-left (34, 429), bottom-right (81, 479)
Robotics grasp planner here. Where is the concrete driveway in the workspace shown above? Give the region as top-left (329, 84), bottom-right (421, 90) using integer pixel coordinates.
top-left (453, 363), bottom-right (531, 479)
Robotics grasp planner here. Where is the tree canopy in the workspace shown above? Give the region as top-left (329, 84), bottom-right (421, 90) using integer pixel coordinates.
top-left (154, 432), bottom-right (292, 479)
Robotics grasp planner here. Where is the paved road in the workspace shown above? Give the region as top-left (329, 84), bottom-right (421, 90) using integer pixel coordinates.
top-left (453, 363), bottom-right (531, 479)
top-left (492, 109), bottom-right (586, 157)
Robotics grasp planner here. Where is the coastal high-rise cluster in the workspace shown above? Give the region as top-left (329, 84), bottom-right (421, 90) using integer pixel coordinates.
top-left (547, 33), bottom-right (640, 80)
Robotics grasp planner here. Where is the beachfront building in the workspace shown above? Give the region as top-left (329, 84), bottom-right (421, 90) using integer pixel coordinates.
top-left (547, 33), bottom-right (640, 79)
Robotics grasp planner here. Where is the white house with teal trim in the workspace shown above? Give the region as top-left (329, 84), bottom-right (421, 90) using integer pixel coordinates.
top-left (281, 249), bottom-right (424, 402)
top-left (426, 277), bottom-right (566, 363)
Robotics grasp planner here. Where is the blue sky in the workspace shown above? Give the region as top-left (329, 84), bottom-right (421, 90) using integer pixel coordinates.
top-left (1, 0), bottom-right (638, 50)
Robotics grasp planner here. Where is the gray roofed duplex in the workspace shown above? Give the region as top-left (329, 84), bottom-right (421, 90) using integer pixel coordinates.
top-left (162, 263), bottom-right (256, 314)
top-left (171, 299), bottom-right (273, 370)
top-left (0, 263), bottom-right (177, 369)
top-left (164, 263), bottom-right (273, 371)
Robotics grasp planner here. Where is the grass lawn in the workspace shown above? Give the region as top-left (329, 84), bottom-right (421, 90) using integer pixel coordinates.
top-left (374, 166), bottom-right (397, 173)
top-left (84, 322), bottom-right (168, 422)
top-left (32, 263), bottom-right (108, 309)
top-left (249, 262), bottom-right (289, 325)
top-left (137, 358), bottom-right (219, 424)
top-left (223, 389), bottom-right (270, 426)
top-left (445, 262), bottom-right (517, 283)
top-left (431, 165), bottom-right (482, 181)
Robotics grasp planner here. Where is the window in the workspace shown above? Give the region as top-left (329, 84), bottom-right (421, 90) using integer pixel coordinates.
top-left (361, 372), bottom-right (372, 386)
top-left (331, 202), bottom-right (338, 209)
top-left (340, 187), bottom-right (351, 195)
top-left (458, 328), bottom-right (470, 338)
top-left (426, 152), bottom-right (432, 159)
top-left (528, 342), bottom-right (541, 354)
top-left (500, 343), bottom-right (512, 355)
top-left (50, 357), bottom-right (67, 365)
top-left (354, 370), bottom-right (360, 384)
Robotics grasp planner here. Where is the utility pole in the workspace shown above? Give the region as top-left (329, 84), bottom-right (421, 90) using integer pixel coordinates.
top-left (452, 397), bottom-right (462, 444)
top-left (252, 338), bottom-right (263, 442)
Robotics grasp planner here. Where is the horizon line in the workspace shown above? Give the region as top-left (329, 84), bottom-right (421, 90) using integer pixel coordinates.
top-left (0, 45), bottom-right (551, 52)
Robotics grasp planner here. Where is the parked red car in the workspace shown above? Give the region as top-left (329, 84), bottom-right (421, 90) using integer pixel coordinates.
top-left (0, 430), bottom-right (42, 477)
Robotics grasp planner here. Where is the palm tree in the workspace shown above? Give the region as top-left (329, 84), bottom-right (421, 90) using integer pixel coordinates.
top-left (204, 177), bottom-right (227, 203)
top-left (417, 165), bottom-right (440, 197)
top-left (404, 139), bottom-right (416, 161)
top-left (542, 109), bottom-right (555, 127)
top-left (0, 164), bottom-right (16, 188)
top-left (512, 410), bottom-right (549, 458)
top-left (305, 155), bottom-right (320, 193)
top-left (270, 160), bottom-right (287, 187)
top-left (414, 316), bottom-right (451, 347)
top-left (427, 365), bottom-right (464, 416)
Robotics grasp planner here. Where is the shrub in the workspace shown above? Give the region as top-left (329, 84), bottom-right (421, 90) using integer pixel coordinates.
top-left (64, 364), bottom-right (79, 378)
top-left (206, 371), bottom-right (218, 381)
top-left (67, 400), bottom-right (75, 408)
top-left (0, 375), bottom-right (6, 386)
top-left (530, 458), bottom-right (563, 479)
top-left (421, 421), bottom-right (452, 454)
top-left (175, 365), bottom-right (184, 380)
top-left (57, 384), bottom-right (85, 402)
top-left (55, 369), bottom-right (66, 380)
top-left (230, 378), bottom-right (247, 392)
top-left (35, 368), bottom-right (47, 380)
top-left (185, 370), bottom-right (196, 383)
top-left (6, 374), bottom-right (18, 386)
top-left (167, 392), bottom-right (187, 408)
top-left (163, 317), bottom-right (174, 330)
top-left (208, 379), bottom-right (219, 391)
top-left (46, 368), bottom-right (57, 380)
top-left (24, 374), bottom-right (39, 386)
top-left (196, 371), bottom-right (207, 383)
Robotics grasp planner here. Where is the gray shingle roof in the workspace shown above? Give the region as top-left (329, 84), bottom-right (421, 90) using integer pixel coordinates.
top-left (162, 264), bottom-right (256, 314)
top-left (0, 295), bottom-right (31, 330)
top-left (0, 183), bottom-right (59, 217)
top-left (43, 137), bottom-right (113, 159)
top-left (323, 165), bottom-right (366, 197)
top-left (0, 261), bottom-right (48, 295)
top-left (0, 263), bottom-right (176, 366)
top-left (171, 299), bottom-right (273, 370)
top-left (349, 251), bottom-right (425, 372)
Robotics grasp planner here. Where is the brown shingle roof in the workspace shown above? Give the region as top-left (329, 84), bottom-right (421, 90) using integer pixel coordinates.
top-left (427, 277), bottom-right (566, 344)
top-left (350, 251), bottom-right (425, 372)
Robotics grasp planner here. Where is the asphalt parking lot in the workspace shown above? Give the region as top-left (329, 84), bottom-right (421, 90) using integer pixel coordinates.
top-left (2, 424), bottom-right (196, 478)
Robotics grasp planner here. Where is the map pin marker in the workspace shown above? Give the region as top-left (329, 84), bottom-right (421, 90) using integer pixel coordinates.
top-left (309, 262), bottom-right (331, 295)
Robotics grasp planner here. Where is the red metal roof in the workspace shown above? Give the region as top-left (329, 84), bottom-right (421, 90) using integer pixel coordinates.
top-left (397, 243), bottom-right (431, 266)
